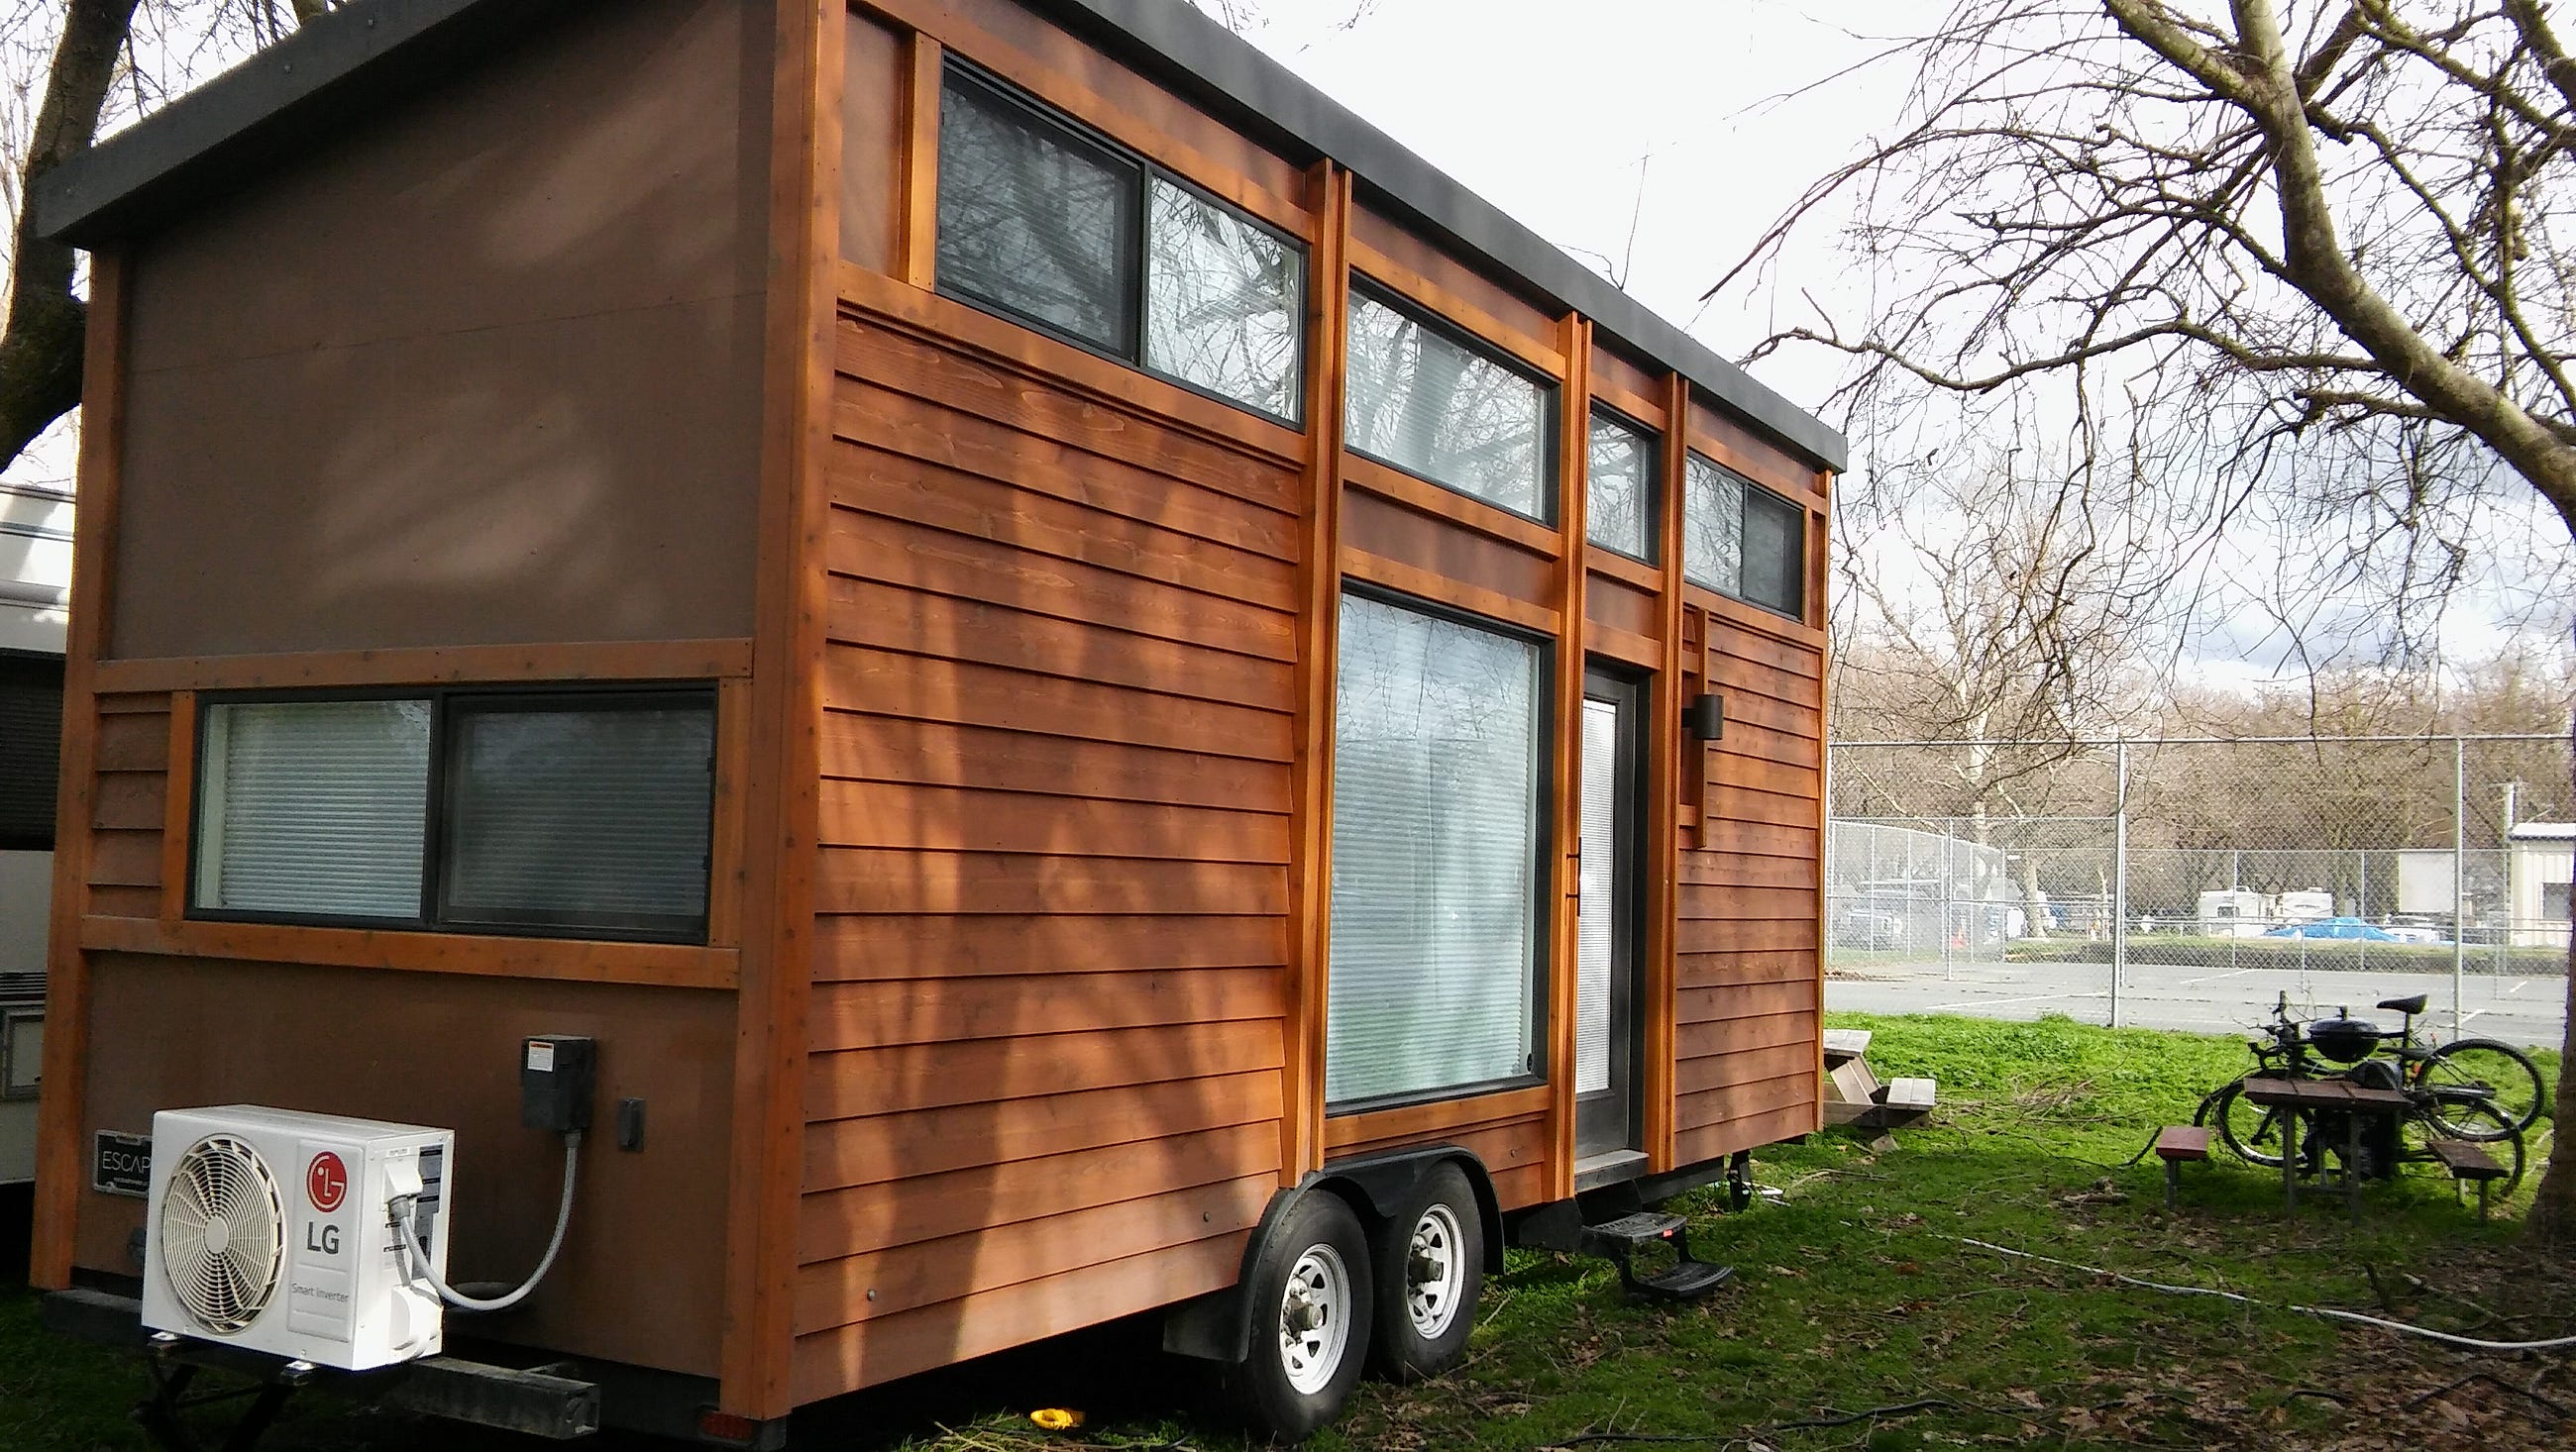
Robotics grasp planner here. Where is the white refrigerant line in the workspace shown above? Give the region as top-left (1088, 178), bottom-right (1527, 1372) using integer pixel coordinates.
top-left (1958, 1238), bottom-right (2576, 1352)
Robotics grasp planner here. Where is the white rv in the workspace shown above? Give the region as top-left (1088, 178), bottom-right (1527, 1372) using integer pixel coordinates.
top-left (0, 474), bottom-right (70, 1185)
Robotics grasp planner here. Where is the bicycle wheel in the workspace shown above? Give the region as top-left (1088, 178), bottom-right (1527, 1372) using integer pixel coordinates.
top-left (2415, 1039), bottom-right (2545, 1137)
top-left (2199, 1080), bottom-right (2293, 1169)
top-left (2399, 1101), bottom-right (2525, 1197)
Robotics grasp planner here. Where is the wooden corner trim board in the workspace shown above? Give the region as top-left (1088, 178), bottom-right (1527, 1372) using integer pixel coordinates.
top-left (33, 248), bottom-right (127, 1290)
top-left (75, 915), bottom-right (741, 989)
top-left (720, 0), bottom-right (840, 1422)
top-left (158, 692), bottom-right (195, 923)
top-left (1544, 315), bottom-right (1589, 1201)
top-left (1645, 371), bottom-right (1690, 1171)
top-left (1282, 160), bottom-right (1352, 1184)
top-left (88, 639), bottom-right (757, 694)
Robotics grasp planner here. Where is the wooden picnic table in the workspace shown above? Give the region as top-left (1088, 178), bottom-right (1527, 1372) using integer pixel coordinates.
top-left (2240, 1075), bottom-right (2414, 1221)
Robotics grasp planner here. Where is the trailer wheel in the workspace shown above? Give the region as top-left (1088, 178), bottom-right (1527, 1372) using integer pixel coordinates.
top-left (1366, 1162), bottom-right (1483, 1382)
top-left (1224, 1191), bottom-right (1371, 1442)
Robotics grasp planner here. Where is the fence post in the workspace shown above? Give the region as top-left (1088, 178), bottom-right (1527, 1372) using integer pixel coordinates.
top-left (2452, 736), bottom-right (2466, 1038)
top-left (2112, 742), bottom-right (2128, 1029)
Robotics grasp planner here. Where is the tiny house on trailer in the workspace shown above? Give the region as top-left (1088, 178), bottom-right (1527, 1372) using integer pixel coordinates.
top-left (29, 0), bottom-right (1844, 1442)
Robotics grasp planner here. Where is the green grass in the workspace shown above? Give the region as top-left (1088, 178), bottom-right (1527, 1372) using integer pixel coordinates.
top-left (6, 1014), bottom-right (2570, 1451)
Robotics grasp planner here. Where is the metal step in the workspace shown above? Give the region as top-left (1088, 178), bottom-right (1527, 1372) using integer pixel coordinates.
top-left (1634, 1259), bottom-right (1735, 1301)
top-left (1578, 1212), bottom-right (1684, 1256)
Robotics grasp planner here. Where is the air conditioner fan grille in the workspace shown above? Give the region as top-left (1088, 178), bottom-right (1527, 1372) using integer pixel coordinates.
top-left (160, 1134), bottom-right (285, 1334)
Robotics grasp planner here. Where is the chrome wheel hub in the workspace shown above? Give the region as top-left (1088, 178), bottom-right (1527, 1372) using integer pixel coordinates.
top-left (1278, 1243), bottom-right (1351, 1395)
top-left (1404, 1204), bottom-right (1465, 1339)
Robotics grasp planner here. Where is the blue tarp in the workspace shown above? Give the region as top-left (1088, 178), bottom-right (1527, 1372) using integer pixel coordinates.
top-left (2263, 916), bottom-right (2402, 941)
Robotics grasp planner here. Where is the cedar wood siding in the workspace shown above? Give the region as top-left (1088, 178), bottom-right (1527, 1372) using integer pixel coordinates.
top-left (797, 300), bottom-right (1299, 1399)
top-left (49, 0), bottom-right (773, 1381)
top-left (1672, 405), bottom-right (1831, 1165)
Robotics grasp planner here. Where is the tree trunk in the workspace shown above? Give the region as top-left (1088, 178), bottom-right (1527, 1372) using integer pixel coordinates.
top-left (0, 0), bottom-right (140, 473)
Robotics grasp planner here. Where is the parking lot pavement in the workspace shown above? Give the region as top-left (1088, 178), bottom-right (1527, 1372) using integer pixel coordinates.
top-left (1828, 956), bottom-right (2568, 1049)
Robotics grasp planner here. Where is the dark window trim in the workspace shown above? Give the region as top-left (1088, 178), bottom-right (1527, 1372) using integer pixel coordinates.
top-left (935, 59), bottom-right (1308, 428)
top-left (1683, 449), bottom-right (1808, 623)
top-left (186, 681), bottom-right (717, 946)
top-left (1322, 582), bottom-right (1556, 1116)
top-left (1585, 401), bottom-right (1662, 566)
top-left (1343, 277), bottom-right (1560, 528)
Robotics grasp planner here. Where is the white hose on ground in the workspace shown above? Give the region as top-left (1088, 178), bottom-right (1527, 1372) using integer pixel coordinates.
top-left (395, 1132), bottom-right (582, 1313)
top-left (1956, 1237), bottom-right (2576, 1352)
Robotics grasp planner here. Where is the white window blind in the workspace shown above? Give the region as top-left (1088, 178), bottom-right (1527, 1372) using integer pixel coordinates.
top-left (1326, 594), bottom-right (1543, 1106)
top-left (440, 703), bottom-right (713, 937)
top-left (1344, 290), bottom-right (1547, 518)
top-left (1586, 411), bottom-right (1655, 561)
top-left (1145, 177), bottom-right (1303, 420)
top-left (194, 699), bottom-right (430, 918)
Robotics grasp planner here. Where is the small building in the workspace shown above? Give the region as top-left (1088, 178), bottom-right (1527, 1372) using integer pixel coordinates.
top-left (27, 0), bottom-right (1841, 1441)
top-left (2507, 823), bottom-right (2574, 949)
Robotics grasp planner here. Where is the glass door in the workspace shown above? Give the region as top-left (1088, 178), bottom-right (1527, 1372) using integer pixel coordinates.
top-left (1575, 670), bottom-right (1645, 1157)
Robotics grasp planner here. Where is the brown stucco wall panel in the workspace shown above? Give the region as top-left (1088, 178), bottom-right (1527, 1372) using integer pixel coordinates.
top-left (76, 954), bottom-right (736, 1377)
top-left (112, 0), bottom-right (769, 659)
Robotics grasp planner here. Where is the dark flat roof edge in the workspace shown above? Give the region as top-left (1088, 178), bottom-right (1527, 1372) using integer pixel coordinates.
top-left (35, 0), bottom-right (1846, 474)
top-left (32, 0), bottom-right (581, 253)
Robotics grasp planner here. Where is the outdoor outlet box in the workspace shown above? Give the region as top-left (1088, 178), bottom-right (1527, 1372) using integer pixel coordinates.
top-left (520, 1035), bottom-right (596, 1135)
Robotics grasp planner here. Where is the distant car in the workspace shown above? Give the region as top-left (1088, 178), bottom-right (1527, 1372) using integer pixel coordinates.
top-left (2263, 916), bottom-right (2400, 941)
top-left (1833, 908), bottom-right (1903, 951)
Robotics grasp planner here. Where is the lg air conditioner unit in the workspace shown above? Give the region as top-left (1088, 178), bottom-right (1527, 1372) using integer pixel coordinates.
top-left (141, 1105), bottom-right (453, 1371)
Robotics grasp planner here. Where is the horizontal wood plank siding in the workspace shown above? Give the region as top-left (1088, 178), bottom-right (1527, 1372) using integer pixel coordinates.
top-left (1672, 595), bottom-right (1825, 1163)
top-left (800, 302), bottom-right (1296, 1399)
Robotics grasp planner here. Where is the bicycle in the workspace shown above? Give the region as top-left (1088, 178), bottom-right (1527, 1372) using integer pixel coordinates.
top-left (2195, 993), bottom-right (2532, 1197)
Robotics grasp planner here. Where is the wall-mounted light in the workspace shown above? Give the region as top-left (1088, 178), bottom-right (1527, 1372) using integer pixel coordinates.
top-left (1682, 692), bottom-right (1725, 742)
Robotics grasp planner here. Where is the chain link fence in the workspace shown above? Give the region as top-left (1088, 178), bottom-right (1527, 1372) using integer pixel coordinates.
top-left (1825, 735), bottom-right (2573, 1048)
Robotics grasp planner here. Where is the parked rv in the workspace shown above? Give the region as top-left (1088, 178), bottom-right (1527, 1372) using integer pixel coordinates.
top-left (25, 1), bottom-right (1840, 1445)
top-left (0, 473), bottom-right (68, 1186)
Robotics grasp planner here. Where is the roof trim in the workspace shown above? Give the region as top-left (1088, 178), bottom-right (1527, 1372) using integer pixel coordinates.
top-left (34, 0), bottom-right (1846, 473)
top-left (2509, 823), bottom-right (2576, 840)
top-left (34, 0), bottom-right (583, 252)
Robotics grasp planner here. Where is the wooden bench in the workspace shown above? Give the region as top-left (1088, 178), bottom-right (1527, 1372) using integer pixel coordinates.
top-left (2153, 1125), bottom-right (2209, 1209)
top-left (2427, 1139), bottom-right (2510, 1220)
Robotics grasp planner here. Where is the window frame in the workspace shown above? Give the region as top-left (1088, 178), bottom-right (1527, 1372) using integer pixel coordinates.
top-left (1682, 450), bottom-right (1809, 623)
top-left (1583, 403), bottom-right (1661, 565)
top-left (1322, 583), bottom-right (1556, 1118)
top-left (1342, 278), bottom-right (1560, 527)
top-left (187, 682), bottom-right (718, 946)
top-left (933, 60), bottom-right (1309, 427)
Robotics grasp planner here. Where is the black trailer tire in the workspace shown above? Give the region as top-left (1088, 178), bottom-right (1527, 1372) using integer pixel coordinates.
top-left (1365, 1163), bottom-right (1484, 1382)
top-left (1223, 1191), bottom-right (1372, 1442)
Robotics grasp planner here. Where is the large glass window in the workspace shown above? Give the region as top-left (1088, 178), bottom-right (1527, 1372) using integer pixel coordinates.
top-left (1585, 409), bottom-right (1657, 561)
top-left (1144, 178), bottom-right (1303, 419)
top-left (439, 700), bottom-right (715, 939)
top-left (1343, 288), bottom-right (1549, 519)
top-left (1326, 593), bottom-right (1546, 1107)
top-left (934, 66), bottom-right (1305, 421)
top-left (194, 699), bottom-right (431, 920)
top-left (935, 70), bottom-right (1140, 353)
top-left (193, 688), bottom-right (714, 942)
top-left (1683, 452), bottom-right (1806, 619)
